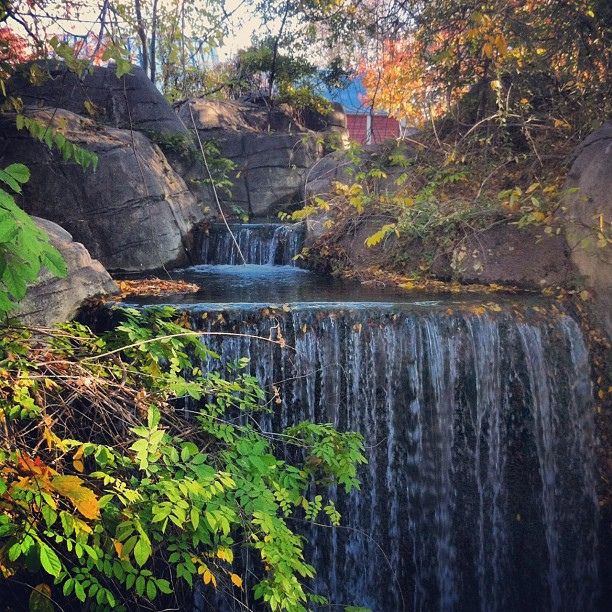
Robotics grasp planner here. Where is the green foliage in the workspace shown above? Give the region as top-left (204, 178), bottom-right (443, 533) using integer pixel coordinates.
top-left (48, 36), bottom-right (92, 78)
top-left (0, 307), bottom-right (366, 611)
top-left (0, 108), bottom-right (99, 318)
top-left (143, 131), bottom-right (236, 199)
top-left (15, 114), bottom-right (99, 172)
top-left (278, 84), bottom-right (332, 116)
top-left (234, 39), bottom-right (332, 115)
top-left (143, 129), bottom-right (197, 158)
top-left (237, 38), bottom-right (318, 92)
top-left (0, 164), bottom-right (67, 316)
top-left (100, 43), bottom-right (133, 79)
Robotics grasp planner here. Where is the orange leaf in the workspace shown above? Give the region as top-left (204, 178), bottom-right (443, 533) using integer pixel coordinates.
top-left (51, 475), bottom-right (100, 520)
top-left (113, 539), bottom-right (124, 558)
top-left (230, 573), bottom-right (243, 588)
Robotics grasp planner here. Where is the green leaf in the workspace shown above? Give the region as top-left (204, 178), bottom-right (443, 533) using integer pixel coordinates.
top-left (146, 579), bottom-right (157, 600)
top-left (156, 579), bottom-right (173, 595)
top-left (190, 507), bottom-right (200, 530)
top-left (74, 580), bottom-right (86, 603)
top-left (133, 537), bottom-right (152, 567)
top-left (0, 216), bottom-right (19, 243)
top-left (40, 245), bottom-right (67, 277)
top-left (4, 164), bottom-right (30, 185)
top-left (39, 543), bottom-right (62, 577)
top-left (135, 575), bottom-right (145, 597)
top-left (62, 578), bottom-right (74, 597)
top-left (3, 263), bottom-right (28, 299)
top-left (0, 169), bottom-right (21, 193)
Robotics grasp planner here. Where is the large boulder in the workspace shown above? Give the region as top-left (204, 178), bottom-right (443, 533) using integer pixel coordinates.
top-left (6, 60), bottom-right (187, 136)
top-left (563, 122), bottom-right (612, 338)
top-left (175, 99), bottom-right (325, 219)
top-left (18, 218), bottom-right (118, 326)
top-left (0, 108), bottom-right (204, 271)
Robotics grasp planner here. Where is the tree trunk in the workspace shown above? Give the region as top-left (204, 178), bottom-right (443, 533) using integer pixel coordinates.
top-left (150, 0), bottom-right (159, 82)
top-left (134, 0), bottom-right (149, 75)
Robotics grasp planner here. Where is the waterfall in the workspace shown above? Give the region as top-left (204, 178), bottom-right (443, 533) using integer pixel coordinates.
top-left (198, 223), bottom-right (305, 265)
top-left (188, 304), bottom-right (599, 612)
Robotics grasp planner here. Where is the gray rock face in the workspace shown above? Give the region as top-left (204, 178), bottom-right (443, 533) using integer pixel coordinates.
top-left (18, 217), bottom-right (118, 326)
top-left (6, 60), bottom-right (187, 136)
top-left (304, 150), bottom-right (356, 201)
top-left (176, 99), bottom-right (324, 218)
top-left (563, 122), bottom-right (612, 338)
top-left (0, 108), bottom-right (203, 271)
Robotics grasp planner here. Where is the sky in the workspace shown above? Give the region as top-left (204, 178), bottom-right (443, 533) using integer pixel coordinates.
top-left (10, 0), bottom-right (272, 62)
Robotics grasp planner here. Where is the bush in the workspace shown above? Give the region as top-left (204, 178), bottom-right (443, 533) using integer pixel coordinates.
top-left (0, 307), bottom-right (366, 611)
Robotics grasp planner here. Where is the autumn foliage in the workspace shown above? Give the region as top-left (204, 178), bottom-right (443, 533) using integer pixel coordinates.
top-left (0, 27), bottom-right (32, 77)
top-left (362, 0), bottom-right (611, 133)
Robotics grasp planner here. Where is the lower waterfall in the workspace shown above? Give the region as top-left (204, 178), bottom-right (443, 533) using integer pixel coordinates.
top-left (182, 303), bottom-right (599, 612)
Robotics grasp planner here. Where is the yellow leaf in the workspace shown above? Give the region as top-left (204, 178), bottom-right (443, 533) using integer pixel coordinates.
top-left (203, 569), bottom-right (217, 587)
top-left (579, 290), bottom-right (590, 301)
top-left (51, 475), bottom-right (100, 520)
top-left (216, 547), bottom-right (234, 563)
top-left (230, 573), bottom-right (243, 588)
top-left (73, 446), bottom-right (85, 473)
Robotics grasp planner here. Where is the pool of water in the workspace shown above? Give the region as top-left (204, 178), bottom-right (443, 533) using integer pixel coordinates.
top-left (122, 264), bottom-right (526, 309)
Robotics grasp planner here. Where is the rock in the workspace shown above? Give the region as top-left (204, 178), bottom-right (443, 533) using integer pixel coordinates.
top-left (304, 150), bottom-right (356, 202)
top-left (434, 224), bottom-right (573, 288)
top-left (6, 60), bottom-right (187, 136)
top-left (310, 102), bottom-right (348, 131)
top-left (313, 216), bottom-right (573, 290)
top-left (175, 99), bottom-right (324, 218)
top-left (0, 108), bottom-right (203, 271)
top-left (563, 122), bottom-right (612, 338)
top-left (18, 217), bottom-right (118, 326)
top-left (176, 98), bottom-right (300, 133)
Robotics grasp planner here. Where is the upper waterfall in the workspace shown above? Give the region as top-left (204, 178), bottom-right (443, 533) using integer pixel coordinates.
top-left (197, 223), bottom-right (305, 266)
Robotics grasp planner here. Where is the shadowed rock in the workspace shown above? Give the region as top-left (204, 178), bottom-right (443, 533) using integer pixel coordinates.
top-left (5, 60), bottom-right (187, 136)
top-left (18, 217), bottom-right (118, 326)
top-left (563, 121), bottom-right (612, 339)
top-left (0, 108), bottom-right (203, 271)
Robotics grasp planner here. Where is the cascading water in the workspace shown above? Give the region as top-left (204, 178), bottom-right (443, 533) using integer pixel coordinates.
top-left (187, 303), bottom-right (599, 612)
top-left (198, 223), bottom-right (305, 265)
top-left (126, 222), bottom-right (601, 611)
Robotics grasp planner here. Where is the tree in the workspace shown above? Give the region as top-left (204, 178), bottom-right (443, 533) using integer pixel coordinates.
top-left (359, 0), bottom-right (611, 135)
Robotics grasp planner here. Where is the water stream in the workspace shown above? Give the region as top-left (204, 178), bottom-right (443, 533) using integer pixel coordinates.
top-left (127, 223), bottom-right (600, 611)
